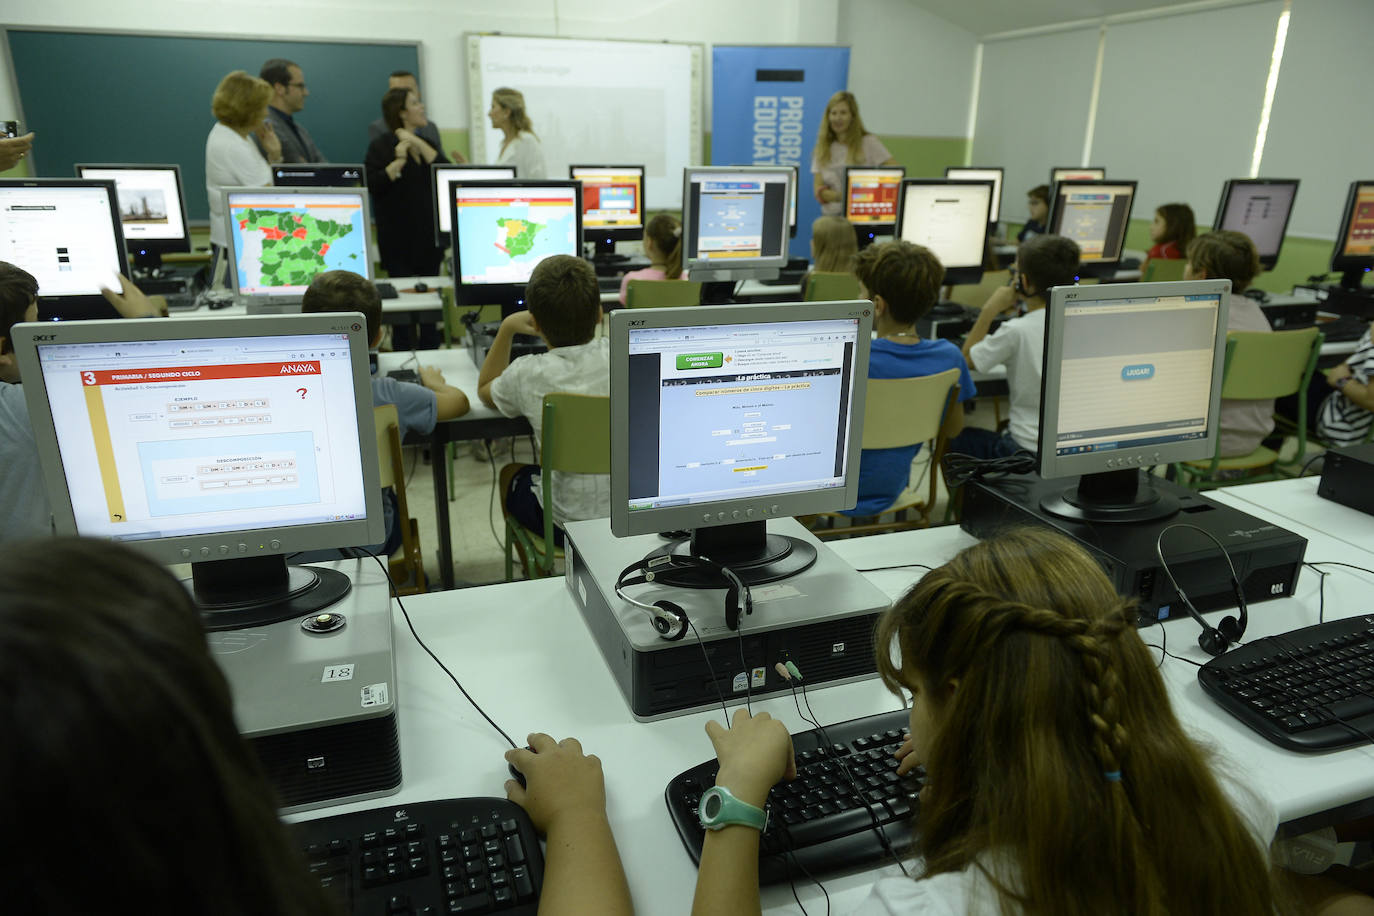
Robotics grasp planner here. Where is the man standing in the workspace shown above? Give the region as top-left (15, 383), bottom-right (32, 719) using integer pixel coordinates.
top-left (368, 71), bottom-right (463, 162)
top-left (255, 58), bottom-right (326, 163)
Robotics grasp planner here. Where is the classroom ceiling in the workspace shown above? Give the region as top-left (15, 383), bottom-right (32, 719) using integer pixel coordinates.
top-left (913, 0), bottom-right (1245, 36)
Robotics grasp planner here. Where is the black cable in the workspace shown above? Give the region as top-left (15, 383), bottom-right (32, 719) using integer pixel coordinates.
top-left (1307, 561), bottom-right (1374, 577)
top-left (780, 852), bottom-right (811, 916)
top-left (1304, 562), bottom-right (1330, 624)
top-left (486, 440), bottom-right (504, 554)
top-left (854, 563), bottom-right (934, 574)
top-left (1296, 451), bottom-right (1327, 477)
top-left (358, 548), bottom-right (518, 749)
top-left (781, 841), bottom-right (830, 916)
top-left (941, 450), bottom-right (1037, 488)
top-left (792, 677), bottom-right (910, 878)
top-left (688, 617), bottom-right (732, 727)
top-left (736, 622), bottom-right (754, 718)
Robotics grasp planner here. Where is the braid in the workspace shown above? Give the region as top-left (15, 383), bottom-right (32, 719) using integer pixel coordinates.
top-left (930, 574), bottom-right (1136, 776)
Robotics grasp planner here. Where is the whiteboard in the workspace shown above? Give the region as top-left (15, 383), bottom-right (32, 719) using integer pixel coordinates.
top-left (466, 34), bottom-right (704, 209)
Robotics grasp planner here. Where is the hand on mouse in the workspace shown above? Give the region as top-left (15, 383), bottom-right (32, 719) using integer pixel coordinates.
top-left (505, 732), bottom-right (609, 836)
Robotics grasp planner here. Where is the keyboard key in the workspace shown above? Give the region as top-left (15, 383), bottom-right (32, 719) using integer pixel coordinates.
top-left (447, 893), bottom-right (491, 914)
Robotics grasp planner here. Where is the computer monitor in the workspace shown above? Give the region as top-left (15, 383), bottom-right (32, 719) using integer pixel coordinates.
top-left (1037, 279), bottom-right (1230, 523)
top-left (1212, 178), bottom-right (1299, 271)
top-left (786, 163), bottom-right (799, 238)
top-left (11, 312), bottom-right (385, 629)
top-left (74, 164), bottom-right (191, 275)
top-left (0, 178), bottom-right (129, 321)
top-left (431, 164), bottom-right (517, 246)
top-left (609, 300), bottom-right (872, 585)
top-left (682, 167), bottom-right (792, 291)
top-left (894, 179), bottom-right (994, 286)
top-left (1330, 180), bottom-right (1374, 290)
top-left (1051, 167), bottom-right (1106, 185)
top-left (570, 165), bottom-right (645, 261)
top-left (844, 166), bottom-right (906, 246)
top-left (222, 186), bottom-right (373, 313)
top-left (945, 167), bottom-right (1004, 224)
top-left (272, 163), bottom-right (366, 188)
top-left (449, 179), bottom-right (582, 313)
top-left (1047, 180), bottom-right (1137, 273)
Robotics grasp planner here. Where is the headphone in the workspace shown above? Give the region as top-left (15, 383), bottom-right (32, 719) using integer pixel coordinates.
top-left (613, 554), bottom-right (752, 641)
top-left (1155, 524), bottom-right (1248, 656)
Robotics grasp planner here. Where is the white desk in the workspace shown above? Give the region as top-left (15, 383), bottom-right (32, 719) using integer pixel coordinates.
top-left (598, 280), bottom-right (804, 307)
top-left (295, 486), bottom-right (1374, 912)
top-left (1212, 476), bottom-right (1372, 556)
top-left (179, 276), bottom-right (450, 326)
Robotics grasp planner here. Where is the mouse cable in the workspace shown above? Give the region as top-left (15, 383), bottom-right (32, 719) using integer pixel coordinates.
top-left (779, 844), bottom-right (826, 916)
top-left (353, 547), bottom-right (518, 749)
top-left (736, 615), bottom-right (754, 719)
top-left (854, 563), bottom-right (934, 574)
top-left (1304, 563), bottom-right (1330, 624)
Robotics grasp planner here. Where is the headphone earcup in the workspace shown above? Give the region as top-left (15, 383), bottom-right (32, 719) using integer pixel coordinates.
top-left (652, 601), bottom-right (688, 641)
top-left (1217, 614), bottom-right (1242, 643)
top-left (1198, 626), bottom-right (1228, 657)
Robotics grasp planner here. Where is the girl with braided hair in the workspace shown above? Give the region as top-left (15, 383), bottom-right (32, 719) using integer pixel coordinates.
top-left (690, 528), bottom-right (1294, 916)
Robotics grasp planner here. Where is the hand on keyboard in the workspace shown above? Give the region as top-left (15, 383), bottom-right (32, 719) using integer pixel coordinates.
top-left (706, 710), bottom-right (797, 807)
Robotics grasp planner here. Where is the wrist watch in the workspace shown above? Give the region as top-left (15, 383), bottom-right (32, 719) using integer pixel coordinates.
top-left (698, 785), bottom-right (768, 832)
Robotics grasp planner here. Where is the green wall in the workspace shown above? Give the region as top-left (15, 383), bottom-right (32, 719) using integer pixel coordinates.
top-left (880, 135), bottom-right (972, 179)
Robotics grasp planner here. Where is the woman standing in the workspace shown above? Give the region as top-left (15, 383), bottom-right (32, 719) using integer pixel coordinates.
top-left (811, 91), bottom-right (896, 216)
top-left (364, 87), bottom-right (448, 279)
top-left (489, 87), bottom-right (546, 179)
top-left (205, 71), bottom-right (278, 254)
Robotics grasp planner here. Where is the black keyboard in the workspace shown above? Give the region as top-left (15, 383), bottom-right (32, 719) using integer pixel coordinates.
top-left (295, 797), bottom-right (543, 915)
top-left (1319, 314), bottom-right (1369, 343)
top-left (1199, 614), bottom-right (1374, 751)
top-left (665, 708), bottom-right (920, 884)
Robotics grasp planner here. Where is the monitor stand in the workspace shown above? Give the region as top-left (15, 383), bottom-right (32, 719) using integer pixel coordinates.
top-left (130, 247), bottom-right (171, 280)
top-left (190, 554), bottom-right (351, 631)
top-left (589, 236), bottom-right (630, 270)
top-left (701, 280), bottom-right (735, 305)
top-left (1039, 468), bottom-right (1180, 524)
top-left (643, 520), bottom-right (817, 586)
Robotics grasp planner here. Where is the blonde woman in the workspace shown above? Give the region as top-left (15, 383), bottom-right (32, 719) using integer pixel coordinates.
top-left (205, 70), bottom-right (278, 251)
top-left (489, 87), bottom-right (546, 179)
top-left (811, 91), bottom-right (896, 216)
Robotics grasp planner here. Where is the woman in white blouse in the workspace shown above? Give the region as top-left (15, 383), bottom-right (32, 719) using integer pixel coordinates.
top-left (489, 87), bottom-right (546, 179)
top-left (204, 71), bottom-right (278, 252)
top-left (811, 90), bottom-right (896, 217)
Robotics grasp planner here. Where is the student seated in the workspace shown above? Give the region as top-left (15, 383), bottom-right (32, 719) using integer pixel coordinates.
top-left (617, 212), bottom-right (687, 307)
top-left (300, 270), bottom-right (469, 555)
top-left (1183, 231), bottom-right (1275, 456)
top-left (1016, 183), bottom-right (1050, 243)
top-left (846, 240), bottom-right (975, 516)
top-left (0, 537), bottom-right (343, 914)
top-left (0, 263), bottom-right (159, 545)
top-left (479, 255), bottom-right (610, 548)
top-left (1142, 202), bottom-right (1196, 273)
top-left (800, 214), bottom-right (859, 293)
top-left (1278, 320), bottom-right (1374, 448)
top-left (949, 234), bottom-right (1081, 459)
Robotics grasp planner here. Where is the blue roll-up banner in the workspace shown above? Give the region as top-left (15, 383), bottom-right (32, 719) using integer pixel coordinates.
top-left (712, 46), bottom-right (851, 260)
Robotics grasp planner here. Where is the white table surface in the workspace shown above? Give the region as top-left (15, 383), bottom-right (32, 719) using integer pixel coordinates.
top-left (291, 482), bottom-right (1374, 913)
top-left (1211, 475), bottom-right (1373, 556)
top-left (178, 276), bottom-right (450, 318)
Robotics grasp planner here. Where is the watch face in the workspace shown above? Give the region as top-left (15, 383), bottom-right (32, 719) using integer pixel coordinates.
top-left (703, 793), bottom-right (722, 819)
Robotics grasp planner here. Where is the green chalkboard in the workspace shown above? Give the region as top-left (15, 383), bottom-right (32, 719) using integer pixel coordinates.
top-left (5, 28), bottom-right (419, 223)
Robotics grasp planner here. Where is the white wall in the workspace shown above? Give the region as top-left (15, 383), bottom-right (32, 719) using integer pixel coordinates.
top-left (839, 0), bottom-right (979, 137)
top-left (1261, 0), bottom-right (1374, 239)
top-left (971, 26), bottom-right (1102, 223)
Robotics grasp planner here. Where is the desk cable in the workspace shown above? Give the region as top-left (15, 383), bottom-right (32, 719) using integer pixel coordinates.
top-left (352, 547), bottom-right (518, 749)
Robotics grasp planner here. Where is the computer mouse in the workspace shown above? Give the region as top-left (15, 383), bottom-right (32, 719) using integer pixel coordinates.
top-left (507, 745), bottom-right (534, 790)
top-left (414, 281), bottom-right (429, 293)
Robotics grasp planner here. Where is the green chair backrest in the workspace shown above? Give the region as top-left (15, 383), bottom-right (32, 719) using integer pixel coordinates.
top-left (861, 369), bottom-right (961, 450)
top-left (1221, 327), bottom-right (1323, 401)
top-left (537, 393), bottom-right (612, 559)
top-left (804, 271), bottom-right (861, 302)
top-left (1141, 259), bottom-right (1186, 282)
top-left (625, 279), bottom-right (702, 309)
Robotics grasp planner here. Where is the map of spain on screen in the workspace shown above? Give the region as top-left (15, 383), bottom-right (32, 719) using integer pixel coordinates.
top-left (232, 202), bottom-right (367, 292)
top-left (456, 194), bottom-right (576, 284)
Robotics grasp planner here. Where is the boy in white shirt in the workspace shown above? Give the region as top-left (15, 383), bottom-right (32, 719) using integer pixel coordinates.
top-left (950, 234), bottom-right (1081, 459)
top-left (478, 255), bottom-right (609, 547)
